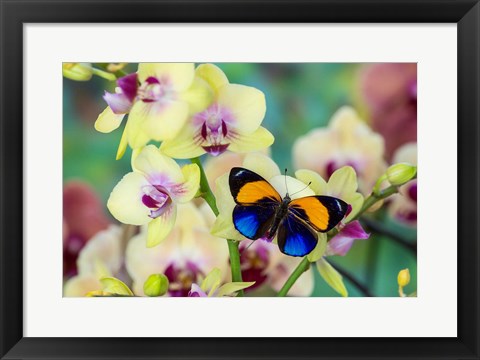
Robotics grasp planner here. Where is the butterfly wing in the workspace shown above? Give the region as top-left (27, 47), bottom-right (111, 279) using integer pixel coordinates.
top-left (288, 195), bottom-right (348, 232)
top-left (229, 167), bottom-right (281, 240)
top-left (277, 212), bottom-right (318, 257)
top-left (229, 167), bottom-right (282, 205)
top-left (232, 204), bottom-right (277, 240)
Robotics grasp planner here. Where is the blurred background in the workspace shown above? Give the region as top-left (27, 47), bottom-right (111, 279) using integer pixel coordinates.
top-left (64, 63), bottom-right (417, 297)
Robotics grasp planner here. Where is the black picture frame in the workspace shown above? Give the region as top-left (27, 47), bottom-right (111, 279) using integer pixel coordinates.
top-left (1, 1), bottom-right (479, 359)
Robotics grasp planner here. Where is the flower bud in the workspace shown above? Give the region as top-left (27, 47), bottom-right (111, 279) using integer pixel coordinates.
top-left (397, 268), bottom-right (411, 288)
top-left (62, 63), bottom-right (93, 81)
top-left (386, 163), bottom-right (417, 186)
top-left (143, 274), bottom-right (169, 297)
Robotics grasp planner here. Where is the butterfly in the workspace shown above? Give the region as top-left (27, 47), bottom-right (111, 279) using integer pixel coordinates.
top-left (229, 167), bottom-right (348, 257)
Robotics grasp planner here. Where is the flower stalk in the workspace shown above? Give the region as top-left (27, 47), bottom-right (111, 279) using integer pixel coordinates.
top-left (190, 157), bottom-right (244, 296)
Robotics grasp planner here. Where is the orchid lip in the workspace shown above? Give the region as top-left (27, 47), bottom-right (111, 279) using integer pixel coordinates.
top-left (141, 185), bottom-right (172, 219)
top-left (165, 261), bottom-right (203, 297)
top-left (202, 144), bottom-right (229, 156)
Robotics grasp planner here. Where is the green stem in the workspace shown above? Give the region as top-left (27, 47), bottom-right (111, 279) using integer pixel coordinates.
top-left (190, 157), bottom-right (244, 296)
top-left (277, 257), bottom-right (310, 297)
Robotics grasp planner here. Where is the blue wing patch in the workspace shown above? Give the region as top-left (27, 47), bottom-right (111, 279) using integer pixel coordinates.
top-left (277, 212), bottom-right (318, 257)
top-left (233, 204), bottom-right (276, 240)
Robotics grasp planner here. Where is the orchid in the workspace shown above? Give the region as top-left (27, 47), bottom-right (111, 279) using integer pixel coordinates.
top-left (125, 203), bottom-right (229, 296)
top-left (63, 225), bottom-right (124, 297)
top-left (95, 63), bottom-right (213, 158)
top-left (188, 268), bottom-right (255, 297)
top-left (292, 106), bottom-right (387, 194)
top-left (160, 63), bottom-right (274, 158)
top-left (107, 145), bottom-right (200, 247)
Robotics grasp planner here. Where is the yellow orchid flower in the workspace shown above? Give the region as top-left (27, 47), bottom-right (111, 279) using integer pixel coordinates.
top-left (107, 145), bottom-right (200, 247)
top-left (292, 106), bottom-right (387, 194)
top-left (125, 203), bottom-right (229, 296)
top-left (63, 225), bottom-right (124, 297)
top-left (161, 64), bottom-right (274, 158)
top-left (95, 63), bottom-right (213, 158)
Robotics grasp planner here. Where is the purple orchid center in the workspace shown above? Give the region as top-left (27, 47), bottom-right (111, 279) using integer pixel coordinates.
top-left (164, 261), bottom-right (204, 297)
top-left (239, 242), bottom-right (270, 290)
top-left (141, 185), bottom-right (172, 219)
top-left (139, 76), bottom-right (174, 103)
top-left (407, 182), bottom-right (417, 203)
top-left (326, 160), bottom-right (361, 178)
top-left (194, 105), bottom-right (234, 156)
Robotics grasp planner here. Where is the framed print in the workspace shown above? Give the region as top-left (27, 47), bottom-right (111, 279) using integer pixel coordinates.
top-left (1, 0), bottom-right (479, 359)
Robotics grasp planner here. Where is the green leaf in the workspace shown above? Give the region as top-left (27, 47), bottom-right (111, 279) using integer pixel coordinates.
top-left (316, 258), bottom-right (348, 297)
top-left (216, 282), bottom-right (256, 297)
top-left (100, 277), bottom-right (134, 296)
top-left (307, 233), bottom-right (327, 262)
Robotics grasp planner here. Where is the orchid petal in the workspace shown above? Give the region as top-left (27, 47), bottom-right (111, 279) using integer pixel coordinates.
top-left (107, 172), bottom-right (151, 225)
top-left (326, 220), bottom-right (370, 256)
top-left (100, 277), bottom-right (134, 296)
top-left (294, 169), bottom-right (328, 195)
top-left (180, 76), bottom-right (214, 115)
top-left (189, 283), bottom-right (208, 297)
top-left (201, 268), bottom-right (222, 295)
top-left (242, 153), bottom-right (280, 181)
top-left (64, 275), bottom-right (101, 297)
top-left (116, 125), bottom-right (129, 160)
top-left (345, 193), bottom-right (364, 222)
top-left (211, 214), bottom-right (244, 241)
top-left (195, 63), bottom-right (229, 94)
top-left (128, 100), bottom-right (189, 143)
top-left (125, 102), bottom-right (152, 148)
top-left (103, 92), bottom-right (132, 114)
top-left (77, 225), bottom-right (123, 276)
top-left (213, 173), bottom-right (236, 215)
top-left (216, 282), bottom-right (256, 297)
top-left (327, 166), bottom-right (359, 199)
top-left (269, 175), bottom-right (315, 199)
top-left (306, 233), bottom-right (327, 262)
top-left (133, 145), bottom-right (183, 183)
top-left (228, 126), bottom-right (274, 153)
top-left (316, 258), bottom-right (348, 297)
top-left (169, 164), bottom-right (200, 203)
top-left (217, 84), bottom-right (266, 133)
top-left (137, 63), bottom-right (195, 91)
top-left (160, 124), bottom-right (205, 159)
top-left (147, 205), bottom-right (177, 247)
top-left (95, 106), bottom-right (125, 133)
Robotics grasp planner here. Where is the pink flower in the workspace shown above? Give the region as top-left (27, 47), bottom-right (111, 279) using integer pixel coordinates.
top-left (63, 181), bottom-right (110, 277)
top-left (325, 221), bottom-right (370, 256)
top-left (359, 63), bottom-right (417, 159)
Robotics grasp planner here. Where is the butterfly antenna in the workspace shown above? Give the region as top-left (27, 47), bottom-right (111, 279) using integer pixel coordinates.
top-left (290, 181), bottom-right (313, 197)
top-left (284, 168), bottom-right (289, 195)
top-left (242, 240), bottom-right (256, 254)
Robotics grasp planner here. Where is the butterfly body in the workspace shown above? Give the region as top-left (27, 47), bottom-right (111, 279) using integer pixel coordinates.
top-left (229, 167), bottom-right (348, 257)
